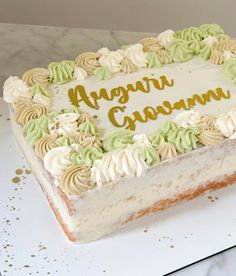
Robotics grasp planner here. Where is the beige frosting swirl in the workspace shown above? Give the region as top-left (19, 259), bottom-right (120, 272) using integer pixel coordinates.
top-left (22, 68), bottom-right (50, 86)
top-left (74, 131), bottom-right (102, 148)
top-left (35, 133), bottom-right (57, 160)
top-left (215, 39), bottom-right (236, 53)
top-left (78, 113), bottom-right (94, 125)
top-left (120, 57), bottom-right (136, 73)
top-left (60, 164), bottom-right (95, 195)
top-left (210, 49), bottom-right (224, 65)
top-left (139, 37), bottom-right (162, 53)
top-left (159, 49), bottom-right (173, 64)
top-left (197, 115), bottom-right (216, 130)
top-left (75, 52), bottom-right (100, 74)
top-left (198, 127), bottom-right (224, 145)
top-left (14, 98), bottom-right (47, 125)
top-left (157, 142), bottom-right (177, 161)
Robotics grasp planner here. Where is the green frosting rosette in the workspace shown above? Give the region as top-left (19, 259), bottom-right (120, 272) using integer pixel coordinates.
top-left (174, 27), bottom-right (205, 42)
top-left (199, 23), bottom-right (224, 37)
top-left (94, 66), bottom-right (112, 80)
top-left (188, 40), bottom-right (203, 54)
top-left (68, 146), bottom-right (103, 166)
top-left (216, 33), bottom-right (230, 42)
top-left (140, 146), bottom-right (160, 166)
top-left (46, 110), bottom-right (61, 121)
top-left (30, 84), bottom-right (49, 97)
top-left (198, 45), bottom-right (213, 60)
top-left (79, 120), bottom-right (100, 137)
top-left (148, 131), bottom-right (165, 148)
top-left (81, 147), bottom-right (104, 166)
top-left (22, 115), bottom-right (50, 145)
top-left (55, 135), bottom-right (75, 147)
top-left (48, 60), bottom-right (76, 83)
top-left (167, 127), bottom-right (199, 154)
top-left (103, 130), bottom-right (134, 152)
top-left (223, 58), bottom-right (236, 84)
top-left (147, 52), bottom-right (162, 68)
top-left (165, 39), bottom-right (193, 63)
top-left (68, 149), bottom-right (83, 165)
top-left (158, 121), bottom-right (179, 138)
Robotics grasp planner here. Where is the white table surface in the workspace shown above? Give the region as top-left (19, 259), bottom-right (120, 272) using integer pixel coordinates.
top-left (1, 23), bottom-right (236, 276)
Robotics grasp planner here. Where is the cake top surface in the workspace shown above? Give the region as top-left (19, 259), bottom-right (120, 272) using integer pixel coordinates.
top-left (3, 23), bottom-right (236, 197)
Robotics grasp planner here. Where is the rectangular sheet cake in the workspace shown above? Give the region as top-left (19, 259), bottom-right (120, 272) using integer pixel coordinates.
top-left (3, 23), bottom-right (236, 242)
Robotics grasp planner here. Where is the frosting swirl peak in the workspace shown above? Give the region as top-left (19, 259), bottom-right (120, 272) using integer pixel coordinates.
top-left (60, 165), bottom-right (95, 196)
top-left (22, 68), bottom-right (49, 86)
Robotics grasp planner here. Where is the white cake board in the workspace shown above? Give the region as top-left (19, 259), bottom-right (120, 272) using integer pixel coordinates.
top-left (1, 98), bottom-right (236, 276)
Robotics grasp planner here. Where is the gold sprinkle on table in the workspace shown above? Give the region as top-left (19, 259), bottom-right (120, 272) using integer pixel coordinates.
top-left (15, 169), bottom-right (23, 175)
top-left (25, 169), bottom-right (31, 175)
top-left (12, 176), bottom-right (20, 184)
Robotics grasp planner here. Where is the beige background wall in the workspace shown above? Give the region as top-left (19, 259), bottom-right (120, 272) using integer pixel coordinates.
top-left (0, 0), bottom-right (236, 35)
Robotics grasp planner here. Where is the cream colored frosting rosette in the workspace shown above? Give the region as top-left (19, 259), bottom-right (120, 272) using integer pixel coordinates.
top-left (75, 52), bottom-right (100, 74)
top-left (174, 110), bottom-right (201, 128)
top-left (157, 29), bottom-right (174, 46)
top-left (35, 133), bottom-right (58, 160)
top-left (77, 113), bottom-right (94, 125)
top-left (215, 108), bottom-right (236, 137)
top-left (3, 76), bottom-right (31, 104)
top-left (22, 68), bottom-right (50, 86)
top-left (158, 49), bottom-right (173, 64)
top-left (14, 97), bottom-right (47, 125)
top-left (43, 146), bottom-right (72, 178)
top-left (210, 49), bottom-right (224, 65)
top-left (139, 37), bottom-right (162, 53)
top-left (74, 132), bottom-right (102, 149)
top-left (123, 43), bottom-right (147, 68)
top-left (91, 143), bottom-right (150, 185)
top-left (157, 142), bottom-right (177, 160)
top-left (60, 164), bottom-right (95, 196)
top-left (198, 127), bottom-right (224, 145)
top-left (197, 115), bottom-right (216, 130)
top-left (215, 39), bottom-right (236, 53)
top-left (49, 113), bottom-right (80, 137)
top-left (120, 57), bottom-right (136, 73)
top-left (98, 48), bottom-right (123, 73)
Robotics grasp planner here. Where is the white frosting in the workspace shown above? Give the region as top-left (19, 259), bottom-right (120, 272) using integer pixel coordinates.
top-left (174, 110), bottom-right (201, 128)
top-left (157, 29), bottom-right (174, 46)
top-left (43, 146), bottom-right (72, 178)
top-left (123, 43), bottom-right (147, 68)
top-left (201, 36), bottom-right (218, 47)
top-left (215, 108), bottom-right (236, 137)
top-left (223, 50), bottom-right (236, 60)
top-left (91, 143), bottom-right (148, 185)
top-left (97, 47), bottom-right (110, 55)
top-left (33, 93), bottom-right (51, 109)
top-left (229, 132), bottom-right (236, 139)
top-left (99, 49), bottom-right (123, 73)
top-left (49, 113), bottom-right (80, 137)
top-left (3, 76), bottom-right (31, 104)
top-left (133, 134), bottom-right (151, 145)
top-left (74, 67), bottom-right (88, 80)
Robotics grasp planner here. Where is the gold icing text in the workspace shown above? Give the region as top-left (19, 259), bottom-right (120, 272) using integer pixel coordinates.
top-left (68, 75), bottom-right (174, 110)
top-left (68, 75), bottom-right (231, 131)
top-left (108, 87), bottom-right (231, 130)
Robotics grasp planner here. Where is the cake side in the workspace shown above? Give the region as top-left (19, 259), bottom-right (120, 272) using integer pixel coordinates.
top-left (11, 108), bottom-right (236, 242)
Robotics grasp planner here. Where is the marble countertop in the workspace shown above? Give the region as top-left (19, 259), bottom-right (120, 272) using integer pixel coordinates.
top-left (1, 23), bottom-right (236, 276)
top-left (0, 23), bottom-right (153, 95)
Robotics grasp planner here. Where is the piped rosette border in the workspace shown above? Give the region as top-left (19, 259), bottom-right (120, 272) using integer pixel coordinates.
top-left (3, 23), bottom-right (236, 197)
